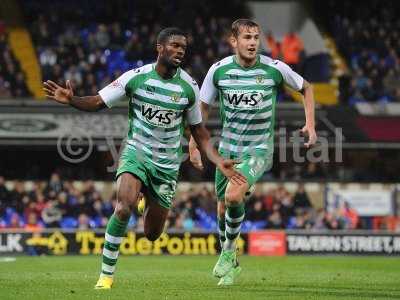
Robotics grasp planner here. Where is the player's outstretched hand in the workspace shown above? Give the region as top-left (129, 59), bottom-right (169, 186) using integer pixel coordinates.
top-left (301, 124), bottom-right (317, 148)
top-left (43, 80), bottom-right (74, 105)
top-left (217, 159), bottom-right (247, 185)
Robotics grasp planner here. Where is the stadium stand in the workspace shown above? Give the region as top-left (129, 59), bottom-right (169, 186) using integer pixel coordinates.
top-left (19, 0), bottom-right (248, 96)
top-left (316, 0), bottom-right (400, 104)
top-left (0, 21), bottom-right (31, 98)
top-left (1, 174), bottom-right (398, 231)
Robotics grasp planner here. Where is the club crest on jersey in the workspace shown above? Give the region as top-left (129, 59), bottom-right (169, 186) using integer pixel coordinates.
top-left (255, 75), bottom-right (264, 84)
top-left (170, 92), bottom-right (181, 102)
top-left (224, 90), bottom-right (264, 109)
top-left (141, 103), bottom-right (178, 128)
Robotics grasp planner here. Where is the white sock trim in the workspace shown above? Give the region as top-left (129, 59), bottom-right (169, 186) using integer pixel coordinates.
top-left (226, 224), bottom-right (241, 235)
top-left (225, 211), bottom-right (244, 223)
top-left (105, 232), bottom-right (123, 244)
top-left (102, 263), bottom-right (116, 273)
top-left (103, 248), bottom-right (119, 260)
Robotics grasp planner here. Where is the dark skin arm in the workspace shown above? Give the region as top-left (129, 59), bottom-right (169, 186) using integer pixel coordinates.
top-left (189, 122), bottom-right (246, 184)
top-left (189, 102), bottom-right (210, 170)
top-left (43, 80), bottom-right (106, 112)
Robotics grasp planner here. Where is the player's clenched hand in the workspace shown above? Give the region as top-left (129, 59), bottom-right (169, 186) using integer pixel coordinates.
top-left (301, 124), bottom-right (317, 148)
top-left (43, 80), bottom-right (74, 105)
top-left (217, 159), bottom-right (246, 185)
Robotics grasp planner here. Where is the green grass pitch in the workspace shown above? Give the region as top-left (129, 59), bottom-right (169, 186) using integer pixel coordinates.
top-left (0, 255), bottom-right (399, 299)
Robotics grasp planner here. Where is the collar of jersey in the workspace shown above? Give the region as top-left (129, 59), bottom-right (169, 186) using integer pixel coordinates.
top-left (151, 63), bottom-right (181, 82)
top-left (232, 54), bottom-right (260, 70)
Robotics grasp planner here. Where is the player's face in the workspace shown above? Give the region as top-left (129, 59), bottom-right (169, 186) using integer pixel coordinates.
top-left (231, 26), bottom-right (260, 61)
top-left (158, 35), bottom-right (187, 68)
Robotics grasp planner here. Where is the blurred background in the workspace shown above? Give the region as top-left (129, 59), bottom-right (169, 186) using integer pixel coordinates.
top-left (0, 0), bottom-right (399, 255)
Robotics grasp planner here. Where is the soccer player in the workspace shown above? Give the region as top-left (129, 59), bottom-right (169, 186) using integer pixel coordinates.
top-left (43, 27), bottom-right (241, 289)
top-left (189, 19), bottom-right (317, 286)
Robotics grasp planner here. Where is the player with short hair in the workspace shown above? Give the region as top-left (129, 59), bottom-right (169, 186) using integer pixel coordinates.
top-left (44, 27), bottom-right (241, 290)
top-left (189, 19), bottom-right (317, 286)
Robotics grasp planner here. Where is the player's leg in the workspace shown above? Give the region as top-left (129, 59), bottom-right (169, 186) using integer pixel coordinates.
top-left (217, 200), bottom-right (242, 286)
top-left (141, 166), bottom-right (178, 241)
top-left (214, 155), bottom-right (270, 278)
top-left (223, 179), bottom-right (249, 250)
top-left (217, 201), bottom-right (226, 249)
top-left (213, 179), bottom-right (248, 278)
top-left (215, 169), bottom-right (229, 251)
top-left (95, 172), bottom-right (142, 289)
top-left (142, 188), bottom-right (169, 241)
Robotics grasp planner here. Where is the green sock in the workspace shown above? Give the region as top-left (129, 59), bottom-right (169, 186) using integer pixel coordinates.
top-left (217, 217), bottom-right (226, 249)
top-left (224, 202), bottom-right (245, 251)
top-left (101, 214), bottom-right (128, 276)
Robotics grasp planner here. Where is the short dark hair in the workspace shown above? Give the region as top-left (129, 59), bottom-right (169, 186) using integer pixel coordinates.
top-left (231, 19), bottom-right (260, 37)
top-left (157, 27), bottom-right (186, 44)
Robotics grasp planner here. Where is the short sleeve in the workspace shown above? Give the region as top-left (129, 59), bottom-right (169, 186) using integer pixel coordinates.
top-left (270, 60), bottom-right (304, 91)
top-left (200, 64), bottom-right (218, 104)
top-left (186, 83), bottom-right (202, 125)
top-left (98, 69), bottom-right (137, 108)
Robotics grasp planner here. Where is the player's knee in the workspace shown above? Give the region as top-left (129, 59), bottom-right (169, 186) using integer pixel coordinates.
top-left (115, 195), bottom-right (136, 221)
top-left (225, 188), bottom-right (244, 205)
top-left (144, 229), bottom-right (161, 241)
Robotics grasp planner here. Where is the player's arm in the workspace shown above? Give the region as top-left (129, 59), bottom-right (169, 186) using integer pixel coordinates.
top-left (188, 102), bottom-right (210, 170)
top-left (300, 79), bottom-right (317, 147)
top-left (189, 64), bottom-right (217, 170)
top-left (271, 60), bottom-right (317, 147)
top-left (190, 123), bottom-right (245, 183)
top-left (44, 69), bottom-right (137, 112)
top-left (43, 80), bottom-right (106, 112)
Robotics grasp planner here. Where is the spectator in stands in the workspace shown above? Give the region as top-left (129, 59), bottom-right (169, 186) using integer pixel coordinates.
top-left (340, 201), bottom-right (359, 229)
top-left (41, 200), bottom-right (62, 227)
top-left (9, 213), bottom-right (23, 228)
top-left (267, 203), bottom-right (284, 229)
top-left (24, 212), bottom-right (43, 231)
top-left (247, 200), bottom-right (268, 222)
top-left (78, 213), bottom-right (90, 229)
top-left (265, 31), bottom-right (281, 60)
top-left (47, 172), bottom-right (63, 194)
top-left (293, 184), bottom-right (312, 211)
top-left (0, 28), bottom-right (31, 98)
top-left (281, 32), bottom-right (304, 72)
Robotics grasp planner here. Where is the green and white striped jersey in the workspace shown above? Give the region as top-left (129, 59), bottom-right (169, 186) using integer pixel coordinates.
top-left (99, 63), bottom-right (202, 170)
top-left (200, 54), bottom-right (303, 158)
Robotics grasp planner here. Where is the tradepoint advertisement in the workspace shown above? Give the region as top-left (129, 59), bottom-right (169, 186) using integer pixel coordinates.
top-left (1, 229), bottom-right (400, 256)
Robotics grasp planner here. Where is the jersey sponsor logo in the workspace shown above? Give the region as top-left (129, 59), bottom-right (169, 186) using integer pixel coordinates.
top-left (141, 103), bottom-right (178, 128)
top-left (223, 90), bottom-right (264, 108)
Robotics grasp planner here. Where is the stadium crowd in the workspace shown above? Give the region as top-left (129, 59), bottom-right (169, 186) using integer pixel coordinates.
top-left (1, 173), bottom-right (396, 232)
top-left (324, 1), bottom-right (400, 104)
top-left (22, 0), bottom-right (245, 97)
top-left (2, 1), bottom-right (400, 106)
top-left (0, 21), bottom-right (31, 99)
